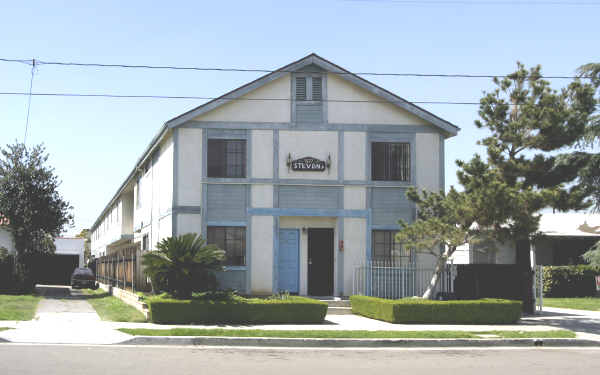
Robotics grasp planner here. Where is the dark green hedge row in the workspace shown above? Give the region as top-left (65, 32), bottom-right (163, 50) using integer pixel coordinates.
top-left (350, 296), bottom-right (522, 324)
top-left (543, 265), bottom-right (600, 297)
top-left (147, 295), bottom-right (328, 324)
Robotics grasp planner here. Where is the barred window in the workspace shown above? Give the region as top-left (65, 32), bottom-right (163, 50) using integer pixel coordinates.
top-left (207, 139), bottom-right (246, 178)
top-left (372, 230), bottom-right (412, 265)
top-left (207, 226), bottom-right (246, 266)
top-left (372, 142), bottom-right (411, 181)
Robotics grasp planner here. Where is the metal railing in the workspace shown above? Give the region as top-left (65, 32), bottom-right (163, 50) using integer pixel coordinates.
top-left (353, 259), bottom-right (456, 299)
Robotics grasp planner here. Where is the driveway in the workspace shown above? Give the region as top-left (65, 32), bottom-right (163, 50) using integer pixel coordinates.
top-left (0, 285), bottom-right (129, 344)
top-left (521, 307), bottom-right (600, 341)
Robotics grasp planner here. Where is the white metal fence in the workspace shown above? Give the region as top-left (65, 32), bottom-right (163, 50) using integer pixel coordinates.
top-left (353, 260), bottom-right (456, 299)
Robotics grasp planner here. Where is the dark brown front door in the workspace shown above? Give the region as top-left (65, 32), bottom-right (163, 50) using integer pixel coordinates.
top-left (308, 228), bottom-right (334, 296)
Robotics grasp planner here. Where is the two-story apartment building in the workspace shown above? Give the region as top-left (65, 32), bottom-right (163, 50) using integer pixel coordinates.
top-left (90, 54), bottom-right (459, 297)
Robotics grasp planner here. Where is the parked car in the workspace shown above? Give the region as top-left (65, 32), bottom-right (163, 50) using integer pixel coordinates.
top-left (70, 267), bottom-right (97, 289)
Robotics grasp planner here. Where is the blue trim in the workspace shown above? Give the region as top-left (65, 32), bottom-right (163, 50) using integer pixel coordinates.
top-left (246, 214), bottom-right (252, 294)
top-left (206, 129), bottom-right (247, 139)
top-left (248, 207), bottom-right (368, 218)
top-left (372, 224), bottom-right (401, 230)
top-left (201, 129), bottom-right (208, 238)
top-left (246, 130), bottom-right (252, 180)
top-left (439, 133), bottom-right (445, 192)
top-left (337, 217), bottom-right (344, 296)
top-left (273, 130), bottom-right (279, 208)
top-left (206, 221), bottom-right (247, 227)
top-left (182, 121), bottom-right (449, 135)
top-left (272, 216), bottom-right (280, 294)
top-left (172, 128), bottom-right (179, 236)
top-left (338, 131), bottom-right (344, 183)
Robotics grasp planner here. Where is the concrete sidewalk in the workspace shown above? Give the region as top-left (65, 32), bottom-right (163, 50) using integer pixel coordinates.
top-left (0, 285), bottom-right (129, 345)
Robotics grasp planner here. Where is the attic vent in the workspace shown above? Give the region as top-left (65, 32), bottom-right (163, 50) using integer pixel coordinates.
top-left (295, 77), bottom-right (307, 101)
top-left (312, 77), bottom-right (322, 101)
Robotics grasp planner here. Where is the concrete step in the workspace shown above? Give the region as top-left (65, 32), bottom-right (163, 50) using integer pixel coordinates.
top-left (327, 306), bottom-right (353, 315)
top-left (322, 299), bottom-right (351, 308)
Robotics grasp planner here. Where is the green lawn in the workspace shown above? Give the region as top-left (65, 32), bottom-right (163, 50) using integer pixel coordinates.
top-left (543, 297), bottom-right (600, 311)
top-left (0, 295), bottom-right (41, 320)
top-left (0, 327), bottom-right (12, 332)
top-left (82, 289), bottom-right (147, 322)
top-left (118, 328), bottom-right (575, 339)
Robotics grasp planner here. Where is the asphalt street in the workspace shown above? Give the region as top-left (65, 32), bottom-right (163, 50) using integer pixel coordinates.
top-left (1, 344), bottom-right (599, 375)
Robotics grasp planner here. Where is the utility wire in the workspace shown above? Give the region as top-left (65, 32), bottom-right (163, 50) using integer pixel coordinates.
top-left (0, 91), bottom-right (483, 105)
top-left (0, 57), bottom-right (592, 80)
top-left (23, 59), bottom-right (36, 144)
top-left (346, 0), bottom-right (600, 5)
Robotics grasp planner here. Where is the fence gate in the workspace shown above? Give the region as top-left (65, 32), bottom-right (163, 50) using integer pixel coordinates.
top-left (95, 242), bottom-right (150, 292)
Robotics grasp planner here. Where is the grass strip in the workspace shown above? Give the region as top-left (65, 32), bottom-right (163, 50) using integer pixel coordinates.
top-left (0, 327), bottom-right (13, 332)
top-left (83, 289), bottom-right (146, 322)
top-left (118, 328), bottom-right (575, 339)
top-left (542, 297), bottom-right (600, 311)
top-left (0, 295), bottom-right (41, 320)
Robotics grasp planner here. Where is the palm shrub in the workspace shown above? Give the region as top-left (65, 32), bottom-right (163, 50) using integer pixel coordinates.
top-left (142, 233), bottom-right (225, 299)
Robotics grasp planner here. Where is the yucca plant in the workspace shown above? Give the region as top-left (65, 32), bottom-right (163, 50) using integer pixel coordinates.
top-left (142, 233), bottom-right (225, 299)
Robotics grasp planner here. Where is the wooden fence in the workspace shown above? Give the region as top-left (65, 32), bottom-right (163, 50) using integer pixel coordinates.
top-left (95, 243), bottom-right (151, 292)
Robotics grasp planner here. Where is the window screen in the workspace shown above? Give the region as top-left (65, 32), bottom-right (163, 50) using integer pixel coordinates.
top-left (207, 139), bottom-right (246, 178)
top-left (207, 226), bottom-right (246, 266)
top-left (372, 142), bottom-right (411, 181)
top-left (372, 230), bottom-right (412, 265)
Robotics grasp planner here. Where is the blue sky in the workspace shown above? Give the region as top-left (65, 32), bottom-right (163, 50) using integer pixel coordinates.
top-left (0, 0), bottom-right (598, 235)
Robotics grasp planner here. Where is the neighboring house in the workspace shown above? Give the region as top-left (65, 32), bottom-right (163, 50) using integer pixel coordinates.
top-left (90, 53), bottom-right (459, 296)
top-left (449, 213), bottom-right (600, 266)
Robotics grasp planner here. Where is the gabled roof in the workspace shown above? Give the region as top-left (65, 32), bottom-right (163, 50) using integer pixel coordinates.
top-left (91, 54), bottom-right (459, 231)
top-left (165, 53), bottom-right (460, 135)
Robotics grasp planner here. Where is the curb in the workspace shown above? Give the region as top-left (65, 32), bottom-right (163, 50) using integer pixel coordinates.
top-left (119, 336), bottom-right (600, 348)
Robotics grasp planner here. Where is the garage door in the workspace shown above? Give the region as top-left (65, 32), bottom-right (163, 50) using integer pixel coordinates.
top-left (34, 254), bottom-right (80, 286)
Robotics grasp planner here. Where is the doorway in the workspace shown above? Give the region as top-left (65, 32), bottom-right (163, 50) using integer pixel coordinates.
top-left (307, 228), bottom-right (334, 296)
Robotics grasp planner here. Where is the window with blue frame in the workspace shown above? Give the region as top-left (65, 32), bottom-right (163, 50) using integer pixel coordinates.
top-left (207, 226), bottom-right (246, 266)
top-left (371, 142), bottom-right (411, 181)
top-left (207, 139), bottom-right (246, 178)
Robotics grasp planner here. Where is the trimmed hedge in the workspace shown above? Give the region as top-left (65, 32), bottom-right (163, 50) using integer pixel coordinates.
top-left (146, 295), bottom-right (328, 324)
top-left (350, 296), bottom-right (522, 324)
top-left (543, 265), bottom-right (600, 297)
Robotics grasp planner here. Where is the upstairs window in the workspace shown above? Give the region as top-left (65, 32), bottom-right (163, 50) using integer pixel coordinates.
top-left (372, 230), bottom-right (412, 265)
top-left (207, 139), bottom-right (246, 178)
top-left (295, 76), bottom-right (322, 101)
top-left (207, 226), bottom-right (246, 266)
top-left (372, 142), bottom-right (411, 181)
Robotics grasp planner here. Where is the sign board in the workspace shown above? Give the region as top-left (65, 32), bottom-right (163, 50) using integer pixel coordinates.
top-left (290, 156), bottom-right (327, 172)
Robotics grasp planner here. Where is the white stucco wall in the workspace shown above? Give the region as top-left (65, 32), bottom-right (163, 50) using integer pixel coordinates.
top-left (251, 185), bottom-right (273, 208)
top-left (343, 132), bottom-right (366, 180)
top-left (343, 218), bottom-right (366, 296)
top-left (193, 75), bottom-right (291, 123)
top-left (416, 133), bottom-right (441, 192)
top-left (251, 215), bottom-right (274, 294)
top-left (176, 213), bottom-right (202, 237)
top-left (176, 128), bottom-right (202, 206)
top-left (55, 238), bottom-right (85, 267)
top-left (0, 227), bottom-right (15, 254)
top-left (344, 187), bottom-right (366, 210)
top-left (327, 73), bottom-right (429, 125)
top-left (251, 130), bottom-right (273, 178)
top-left (279, 131), bottom-right (338, 180)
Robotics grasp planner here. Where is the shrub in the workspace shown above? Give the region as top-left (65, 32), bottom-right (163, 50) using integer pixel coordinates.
top-left (0, 252), bottom-right (17, 293)
top-left (142, 233), bottom-right (225, 298)
top-left (542, 265), bottom-right (600, 297)
top-left (146, 295), bottom-right (328, 324)
top-left (350, 296), bottom-right (522, 324)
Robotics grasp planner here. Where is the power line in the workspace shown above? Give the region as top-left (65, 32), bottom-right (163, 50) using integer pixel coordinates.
top-left (0, 57), bottom-right (592, 80)
top-left (0, 91), bottom-right (482, 105)
top-left (23, 59), bottom-right (36, 144)
top-left (346, 0), bottom-right (600, 5)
